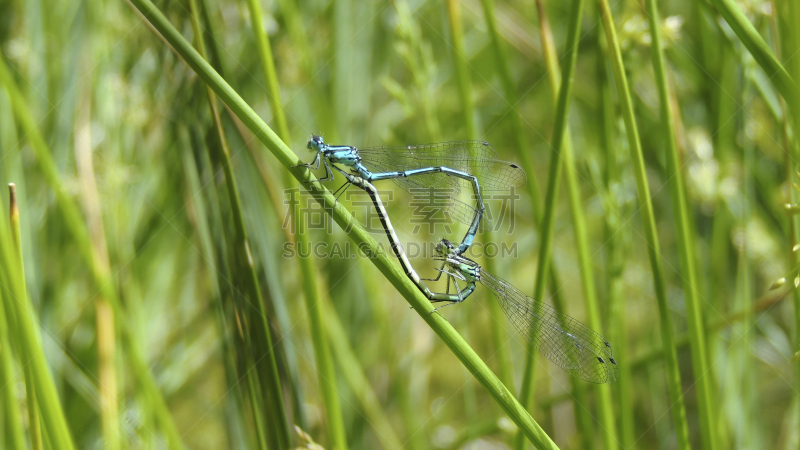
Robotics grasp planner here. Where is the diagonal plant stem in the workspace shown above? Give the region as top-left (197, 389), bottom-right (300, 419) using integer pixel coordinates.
top-left (599, 0), bottom-right (705, 447)
top-left (707, 0), bottom-right (796, 105)
top-left (515, 0), bottom-right (585, 446)
top-left (126, 0), bottom-right (558, 446)
top-left (241, 0), bottom-right (348, 447)
top-left (0, 50), bottom-right (182, 449)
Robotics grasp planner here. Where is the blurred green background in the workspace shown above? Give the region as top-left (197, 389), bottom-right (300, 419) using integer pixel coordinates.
top-left (0, 0), bottom-right (799, 448)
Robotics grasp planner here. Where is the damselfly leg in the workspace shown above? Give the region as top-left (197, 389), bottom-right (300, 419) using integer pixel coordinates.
top-left (302, 158), bottom-right (335, 184)
top-left (421, 260), bottom-right (448, 282)
top-left (295, 151), bottom-right (321, 169)
top-left (429, 272), bottom-right (465, 314)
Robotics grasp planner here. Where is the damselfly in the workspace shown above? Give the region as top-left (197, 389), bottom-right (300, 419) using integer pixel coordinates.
top-left (297, 136), bottom-right (526, 255)
top-left (428, 239), bottom-right (618, 384)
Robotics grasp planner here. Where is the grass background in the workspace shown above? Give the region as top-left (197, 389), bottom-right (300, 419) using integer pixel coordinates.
top-left (0, 0), bottom-right (799, 448)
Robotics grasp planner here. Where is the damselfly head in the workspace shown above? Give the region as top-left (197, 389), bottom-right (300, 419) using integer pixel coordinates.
top-left (307, 135), bottom-right (325, 152)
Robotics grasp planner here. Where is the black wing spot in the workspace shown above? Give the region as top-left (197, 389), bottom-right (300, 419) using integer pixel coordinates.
top-left (604, 342), bottom-right (611, 347)
top-left (610, 358), bottom-right (617, 365)
top-left (509, 163), bottom-right (520, 169)
top-left (597, 357), bottom-right (605, 364)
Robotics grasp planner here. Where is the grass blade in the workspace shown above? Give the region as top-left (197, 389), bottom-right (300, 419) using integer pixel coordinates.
top-left (479, 0), bottom-right (543, 217)
top-left (784, 0), bottom-right (800, 440)
top-left (322, 297), bottom-right (404, 450)
top-left (527, 2), bottom-right (619, 447)
top-left (516, 0), bottom-right (585, 446)
top-left (185, 0), bottom-right (291, 447)
top-left (707, 0), bottom-right (796, 104)
top-left (8, 185), bottom-right (43, 450)
top-left (0, 185), bottom-right (74, 449)
top-left (446, 0), bottom-right (515, 397)
top-left (0, 48), bottom-right (182, 449)
top-left (446, 0), bottom-right (477, 140)
top-left (241, 0), bottom-right (348, 446)
top-left (179, 129), bottom-right (250, 448)
top-left (595, 20), bottom-right (635, 447)
top-left (74, 85), bottom-right (121, 450)
top-left (0, 229), bottom-right (24, 450)
top-left (599, 0), bottom-right (698, 447)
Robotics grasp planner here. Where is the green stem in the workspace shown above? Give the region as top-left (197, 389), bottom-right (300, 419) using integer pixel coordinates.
top-left (8, 185), bottom-right (42, 450)
top-left (644, 0), bottom-right (711, 447)
top-left (0, 233), bottom-right (24, 450)
top-left (322, 298), bottom-right (404, 450)
top-left (243, 0), bottom-right (289, 142)
top-left (0, 289), bottom-right (24, 450)
top-left (707, 0), bottom-right (796, 105)
top-left (185, 0), bottom-right (291, 447)
top-left (769, 3), bottom-right (800, 443)
top-left (446, 0), bottom-right (515, 394)
top-left (516, 0), bottom-right (585, 447)
top-left (0, 186), bottom-right (74, 449)
top-left (295, 207), bottom-right (348, 450)
top-left (446, 0), bottom-right (476, 140)
top-left (784, 0), bottom-right (800, 438)
top-left (596, 19), bottom-right (634, 448)
top-left (600, 0), bottom-right (698, 447)
top-left (185, 6), bottom-right (270, 450)
top-left (479, 0), bottom-right (542, 216)
top-left (0, 183), bottom-right (33, 449)
top-left (274, 0), bottom-right (334, 137)
top-left (179, 131), bottom-right (249, 448)
top-left (126, 0), bottom-right (558, 446)
top-left (241, 1), bottom-right (347, 447)
top-left (0, 50), bottom-right (183, 449)
top-left (530, 1), bottom-right (619, 447)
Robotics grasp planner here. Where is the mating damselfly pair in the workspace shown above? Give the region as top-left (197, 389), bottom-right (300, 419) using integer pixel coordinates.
top-left (298, 136), bottom-right (618, 384)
